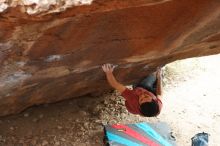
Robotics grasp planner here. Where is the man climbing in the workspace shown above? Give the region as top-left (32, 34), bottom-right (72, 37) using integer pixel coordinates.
top-left (102, 64), bottom-right (163, 117)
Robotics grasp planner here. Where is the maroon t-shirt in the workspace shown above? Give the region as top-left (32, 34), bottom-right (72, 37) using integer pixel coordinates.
top-left (121, 87), bottom-right (162, 115)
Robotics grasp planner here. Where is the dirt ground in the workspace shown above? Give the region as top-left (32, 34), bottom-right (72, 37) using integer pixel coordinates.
top-left (0, 54), bottom-right (220, 146)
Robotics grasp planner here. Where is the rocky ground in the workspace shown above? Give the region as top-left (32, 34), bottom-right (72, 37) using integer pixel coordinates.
top-left (0, 54), bottom-right (220, 146)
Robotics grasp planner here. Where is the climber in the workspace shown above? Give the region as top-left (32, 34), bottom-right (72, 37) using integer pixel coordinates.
top-left (102, 64), bottom-right (163, 117)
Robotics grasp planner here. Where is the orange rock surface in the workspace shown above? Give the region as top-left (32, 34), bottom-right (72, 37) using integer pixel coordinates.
top-left (0, 0), bottom-right (220, 116)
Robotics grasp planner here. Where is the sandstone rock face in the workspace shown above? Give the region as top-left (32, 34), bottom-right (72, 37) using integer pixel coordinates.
top-left (0, 0), bottom-right (220, 116)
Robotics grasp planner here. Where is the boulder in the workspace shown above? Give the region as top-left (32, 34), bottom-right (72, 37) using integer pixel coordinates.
top-left (0, 0), bottom-right (220, 116)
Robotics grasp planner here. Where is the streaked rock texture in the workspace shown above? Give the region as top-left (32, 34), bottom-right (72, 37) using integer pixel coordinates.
top-left (0, 0), bottom-right (220, 116)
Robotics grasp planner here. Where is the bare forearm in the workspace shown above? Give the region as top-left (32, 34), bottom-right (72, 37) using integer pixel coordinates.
top-left (156, 73), bottom-right (162, 96)
top-left (105, 72), bottom-right (126, 93)
top-left (102, 64), bottom-right (126, 93)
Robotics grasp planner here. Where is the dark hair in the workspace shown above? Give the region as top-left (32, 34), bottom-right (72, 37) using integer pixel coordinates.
top-left (140, 100), bottom-right (159, 117)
